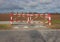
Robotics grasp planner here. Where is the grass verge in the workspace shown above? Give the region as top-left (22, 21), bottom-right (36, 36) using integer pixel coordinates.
top-left (0, 24), bottom-right (12, 30)
top-left (51, 19), bottom-right (60, 29)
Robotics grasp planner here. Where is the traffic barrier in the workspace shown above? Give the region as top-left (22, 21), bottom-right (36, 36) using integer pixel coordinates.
top-left (10, 13), bottom-right (51, 26)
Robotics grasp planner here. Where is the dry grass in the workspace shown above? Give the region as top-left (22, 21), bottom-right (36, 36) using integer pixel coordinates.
top-left (0, 24), bottom-right (12, 30)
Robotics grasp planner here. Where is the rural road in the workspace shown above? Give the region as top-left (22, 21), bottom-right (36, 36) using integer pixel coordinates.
top-left (0, 21), bottom-right (60, 42)
top-left (0, 21), bottom-right (10, 24)
top-left (0, 30), bottom-right (60, 42)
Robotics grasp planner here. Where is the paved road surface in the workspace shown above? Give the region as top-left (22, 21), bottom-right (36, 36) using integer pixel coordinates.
top-left (0, 30), bottom-right (60, 42)
top-left (0, 21), bottom-right (60, 42)
top-left (0, 21), bottom-right (10, 24)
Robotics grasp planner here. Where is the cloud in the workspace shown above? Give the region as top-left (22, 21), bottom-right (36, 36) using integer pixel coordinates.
top-left (0, 0), bottom-right (5, 4)
top-left (40, 0), bottom-right (53, 4)
top-left (0, 0), bottom-right (60, 13)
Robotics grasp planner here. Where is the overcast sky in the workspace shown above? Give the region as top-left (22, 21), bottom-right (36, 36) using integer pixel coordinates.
top-left (0, 0), bottom-right (60, 13)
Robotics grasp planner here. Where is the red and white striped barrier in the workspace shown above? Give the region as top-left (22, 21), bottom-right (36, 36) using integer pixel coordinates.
top-left (10, 12), bottom-right (13, 24)
top-left (48, 14), bottom-right (51, 26)
top-left (10, 13), bottom-right (51, 26)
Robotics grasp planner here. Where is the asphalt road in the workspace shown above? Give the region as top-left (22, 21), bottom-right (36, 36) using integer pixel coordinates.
top-left (0, 21), bottom-right (60, 42)
top-left (0, 30), bottom-right (60, 42)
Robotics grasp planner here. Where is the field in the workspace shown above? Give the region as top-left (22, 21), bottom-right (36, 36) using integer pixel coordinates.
top-left (0, 13), bottom-right (60, 29)
top-left (51, 14), bottom-right (60, 29)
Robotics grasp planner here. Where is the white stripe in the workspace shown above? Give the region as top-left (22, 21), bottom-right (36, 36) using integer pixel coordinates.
top-left (10, 16), bottom-right (13, 24)
top-left (30, 14), bottom-right (33, 16)
top-left (13, 14), bottom-right (16, 15)
top-left (27, 17), bottom-right (29, 23)
top-left (11, 17), bottom-right (12, 20)
top-left (49, 23), bottom-right (51, 25)
top-left (10, 21), bottom-right (13, 24)
top-left (30, 16), bottom-right (31, 21)
top-left (49, 17), bottom-right (51, 20)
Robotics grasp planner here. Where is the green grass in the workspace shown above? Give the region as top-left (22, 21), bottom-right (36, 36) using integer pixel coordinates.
top-left (51, 19), bottom-right (60, 29)
top-left (52, 19), bottom-right (60, 24)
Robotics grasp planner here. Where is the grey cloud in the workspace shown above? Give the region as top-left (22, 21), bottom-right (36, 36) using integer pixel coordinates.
top-left (0, 0), bottom-right (60, 13)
